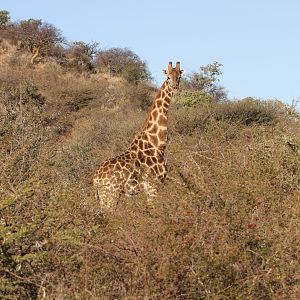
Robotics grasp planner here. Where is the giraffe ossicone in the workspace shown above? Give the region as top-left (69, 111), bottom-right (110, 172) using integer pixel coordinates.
top-left (93, 61), bottom-right (183, 210)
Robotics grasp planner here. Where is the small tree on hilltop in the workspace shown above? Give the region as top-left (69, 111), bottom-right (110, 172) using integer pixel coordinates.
top-left (66, 41), bottom-right (99, 72)
top-left (0, 10), bottom-right (10, 27)
top-left (15, 19), bottom-right (64, 64)
top-left (122, 61), bottom-right (150, 83)
top-left (96, 47), bottom-right (151, 83)
top-left (0, 11), bottom-right (13, 43)
top-left (181, 61), bottom-right (227, 102)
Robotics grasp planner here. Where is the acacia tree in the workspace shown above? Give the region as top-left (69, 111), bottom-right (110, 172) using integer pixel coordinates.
top-left (0, 10), bottom-right (13, 42)
top-left (15, 19), bottom-right (64, 64)
top-left (66, 41), bottom-right (99, 72)
top-left (181, 61), bottom-right (227, 101)
top-left (96, 47), bottom-right (151, 83)
top-left (0, 10), bottom-right (10, 27)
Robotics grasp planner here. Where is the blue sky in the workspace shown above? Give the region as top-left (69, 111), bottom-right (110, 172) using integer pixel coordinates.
top-left (2, 0), bottom-right (299, 103)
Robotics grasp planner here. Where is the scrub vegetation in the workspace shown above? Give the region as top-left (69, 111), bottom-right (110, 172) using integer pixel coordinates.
top-left (1, 11), bottom-right (300, 300)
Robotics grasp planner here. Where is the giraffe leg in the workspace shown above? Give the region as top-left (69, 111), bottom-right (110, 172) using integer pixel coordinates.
top-left (123, 170), bottom-right (140, 197)
top-left (97, 186), bottom-right (118, 211)
top-left (124, 179), bottom-right (140, 196)
top-left (141, 181), bottom-right (157, 204)
top-left (95, 189), bottom-right (100, 201)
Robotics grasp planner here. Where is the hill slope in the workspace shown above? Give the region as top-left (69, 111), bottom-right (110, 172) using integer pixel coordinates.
top-left (1, 48), bottom-right (300, 299)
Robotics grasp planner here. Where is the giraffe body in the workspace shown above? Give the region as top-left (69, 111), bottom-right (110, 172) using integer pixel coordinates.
top-left (93, 62), bottom-right (183, 209)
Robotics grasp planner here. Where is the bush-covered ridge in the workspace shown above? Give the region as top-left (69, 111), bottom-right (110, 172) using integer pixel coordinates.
top-left (1, 10), bottom-right (300, 300)
top-left (0, 11), bottom-right (152, 84)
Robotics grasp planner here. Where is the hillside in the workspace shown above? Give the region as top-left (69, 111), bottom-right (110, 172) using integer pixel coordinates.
top-left (1, 28), bottom-right (300, 300)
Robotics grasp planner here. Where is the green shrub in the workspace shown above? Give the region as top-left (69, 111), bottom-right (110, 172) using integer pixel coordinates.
top-left (0, 10), bottom-right (10, 27)
top-left (65, 41), bottom-right (98, 73)
top-left (181, 61), bottom-right (227, 101)
top-left (175, 90), bottom-right (213, 107)
top-left (215, 98), bottom-right (281, 125)
top-left (96, 47), bottom-right (151, 83)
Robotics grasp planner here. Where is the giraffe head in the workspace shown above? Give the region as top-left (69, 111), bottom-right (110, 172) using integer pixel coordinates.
top-left (163, 61), bottom-right (184, 90)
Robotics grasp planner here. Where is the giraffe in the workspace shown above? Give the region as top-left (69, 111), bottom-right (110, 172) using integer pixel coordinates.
top-left (93, 61), bottom-right (183, 209)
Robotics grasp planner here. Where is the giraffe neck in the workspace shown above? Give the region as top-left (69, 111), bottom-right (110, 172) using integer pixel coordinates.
top-left (130, 80), bottom-right (174, 151)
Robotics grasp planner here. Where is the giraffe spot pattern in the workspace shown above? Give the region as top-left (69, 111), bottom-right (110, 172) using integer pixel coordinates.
top-left (151, 110), bottom-right (158, 120)
top-left (156, 99), bottom-right (163, 106)
top-left (157, 115), bottom-right (167, 126)
top-left (147, 123), bottom-right (158, 134)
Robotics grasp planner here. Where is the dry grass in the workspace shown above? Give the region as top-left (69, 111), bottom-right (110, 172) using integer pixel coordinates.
top-left (1, 55), bottom-right (300, 299)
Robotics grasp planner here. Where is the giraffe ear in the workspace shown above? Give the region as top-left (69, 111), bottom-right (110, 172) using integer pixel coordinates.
top-left (180, 70), bottom-right (185, 76)
top-left (162, 69), bottom-right (168, 75)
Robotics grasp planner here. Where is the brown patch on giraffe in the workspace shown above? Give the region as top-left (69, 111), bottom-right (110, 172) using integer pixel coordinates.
top-left (144, 149), bottom-right (155, 156)
top-left (158, 129), bottom-right (167, 140)
top-left (146, 157), bottom-right (154, 166)
top-left (153, 165), bottom-right (159, 174)
top-left (143, 140), bottom-right (149, 148)
top-left (158, 164), bottom-right (164, 173)
top-left (149, 134), bottom-right (159, 146)
top-left (158, 174), bottom-right (165, 182)
top-left (110, 158), bottom-right (117, 164)
top-left (146, 121), bottom-right (153, 130)
top-left (156, 99), bottom-right (163, 106)
top-left (148, 123), bottom-right (158, 134)
top-left (148, 115), bottom-right (154, 123)
top-left (157, 155), bottom-right (164, 163)
top-left (114, 164), bottom-right (121, 171)
top-left (103, 161), bottom-right (110, 167)
top-left (157, 115), bottom-right (167, 126)
top-left (137, 150), bottom-right (143, 160)
top-left (138, 139), bottom-right (144, 149)
top-left (131, 144), bottom-right (137, 151)
top-left (164, 88), bottom-right (171, 96)
top-left (162, 108), bottom-right (168, 114)
top-left (164, 97), bottom-right (171, 106)
top-left (151, 109), bottom-right (158, 121)
top-left (152, 157), bottom-right (158, 163)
